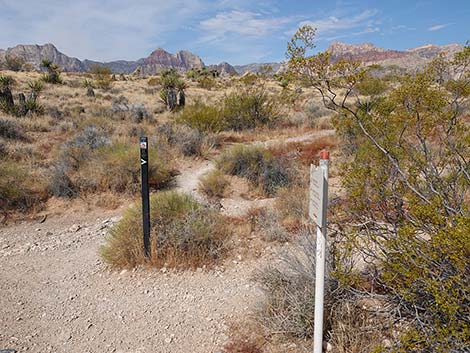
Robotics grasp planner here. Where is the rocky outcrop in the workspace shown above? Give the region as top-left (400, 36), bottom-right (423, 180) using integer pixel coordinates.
top-left (234, 62), bottom-right (282, 75)
top-left (82, 59), bottom-right (144, 74)
top-left (207, 62), bottom-right (238, 76)
top-left (138, 48), bottom-right (205, 75)
top-left (0, 43), bottom-right (85, 72)
top-left (0, 41), bottom-right (464, 75)
top-left (326, 41), bottom-right (464, 68)
top-left (0, 44), bottom-right (205, 75)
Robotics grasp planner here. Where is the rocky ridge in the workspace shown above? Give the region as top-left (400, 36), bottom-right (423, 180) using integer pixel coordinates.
top-left (0, 41), bottom-right (464, 76)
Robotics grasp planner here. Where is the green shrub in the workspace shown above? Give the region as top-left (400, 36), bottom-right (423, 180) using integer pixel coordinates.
top-left (199, 169), bottom-right (229, 198)
top-left (354, 75), bottom-right (388, 96)
top-left (90, 65), bottom-right (113, 90)
top-left (217, 145), bottom-right (291, 196)
top-left (176, 101), bottom-right (223, 132)
top-left (101, 191), bottom-right (230, 268)
top-left (221, 86), bottom-right (280, 130)
top-left (381, 217), bottom-right (470, 352)
top-left (0, 159), bottom-right (47, 213)
top-left (41, 59), bottom-right (62, 84)
top-left (197, 76), bottom-right (216, 90)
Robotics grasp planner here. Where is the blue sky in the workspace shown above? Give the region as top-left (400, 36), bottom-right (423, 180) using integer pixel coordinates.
top-left (0, 0), bottom-right (468, 65)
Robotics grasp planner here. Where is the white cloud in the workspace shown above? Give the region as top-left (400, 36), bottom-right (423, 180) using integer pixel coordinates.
top-left (199, 10), bottom-right (293, 40)
top-left (0, 0), bottom-right (209, 61)
top-left (298, 9), bottom-right (379, 35)
top-left (428, 24), bottom-right (450, 31)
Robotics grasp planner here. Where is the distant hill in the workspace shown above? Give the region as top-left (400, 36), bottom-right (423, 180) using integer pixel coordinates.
top-left (0, 41), bottom-right (464, 75)
top-left (0, 43), bottom-right (232, 75)
top-left (326, 41), bottom-right (464, 69)
top-left (234, 62), bottom-right (282, 75)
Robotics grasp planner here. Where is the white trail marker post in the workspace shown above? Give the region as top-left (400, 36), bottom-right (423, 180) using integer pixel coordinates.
top-left (310, 149), bottom-right (329, 353)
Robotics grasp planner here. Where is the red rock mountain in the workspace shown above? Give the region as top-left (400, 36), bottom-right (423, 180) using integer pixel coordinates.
top-left (326, 41), bottom-right (463, 68)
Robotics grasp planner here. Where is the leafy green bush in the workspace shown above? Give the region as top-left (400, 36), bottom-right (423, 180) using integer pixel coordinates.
top-left (217, 145), bottom-right (291, 196)
top-left (221, 86), bottom-right (280, 130)
top-left (41, 59), bottom-right (62, 84)
top-left (101, 191), bottom-right (230, 268)
top-left (199, 169), bottom-right (229, 198)
top-left (286, 26), bottom-right (470, 352)
top-left (176, 101), bottom-right (223, 132)
top-left (381, 218), bottom-right (470, 352)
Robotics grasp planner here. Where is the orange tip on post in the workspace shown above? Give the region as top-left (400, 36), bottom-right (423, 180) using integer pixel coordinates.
top-left (319, 149), bottom-right (330, 160)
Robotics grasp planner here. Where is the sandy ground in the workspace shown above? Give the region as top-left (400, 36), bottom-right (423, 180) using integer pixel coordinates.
top-left (0, 128), bottom-right (333, 353)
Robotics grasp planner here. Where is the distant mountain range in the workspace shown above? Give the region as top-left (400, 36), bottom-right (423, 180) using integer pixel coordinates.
top-left (0, 41), bottom-right (464, 76)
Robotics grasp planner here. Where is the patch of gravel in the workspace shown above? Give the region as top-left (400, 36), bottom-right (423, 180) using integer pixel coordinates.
top-left (0, 211), bottom-right (265, 353)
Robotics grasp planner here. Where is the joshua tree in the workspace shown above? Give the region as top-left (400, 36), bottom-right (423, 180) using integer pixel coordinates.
top-left (159, 68), bottom-right (185, 111)
top-left (83, 79), bottom-right (95, 97)
top-left (176, 80), bottom-right (186, 107)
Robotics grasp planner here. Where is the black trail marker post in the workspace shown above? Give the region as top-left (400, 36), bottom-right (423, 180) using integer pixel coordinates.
top-left (140, 136), bottom-right (151, 257)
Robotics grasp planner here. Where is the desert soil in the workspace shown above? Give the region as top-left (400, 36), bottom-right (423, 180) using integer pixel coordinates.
top-left (0, 129), bottom-right (333, 353)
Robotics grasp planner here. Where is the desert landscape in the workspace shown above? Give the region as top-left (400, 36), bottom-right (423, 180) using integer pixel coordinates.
top-left (1, 2), bottom-right (469, 353)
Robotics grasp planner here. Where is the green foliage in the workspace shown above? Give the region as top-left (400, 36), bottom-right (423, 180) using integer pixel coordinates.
top-left (0, 75), bottom-right (15, 114)
top-left (217, 145), bottom-right (291, 196)
top-left (101, 191), bottom-right (230, 268)
top-left (239, 73), bottom-right (258, 86)
top-left (0, 76), bottom-right (43, 116)
top-left (177, 86), bottom-right (280, 132)
top-left (287, 26), bottom-right (470, 352)
top-left (354, 75), bottom-right (388, 96)
top-left (197, 76), bottom-right (216, 90)
top-left (382, 218), bottom-right (470, 352)
top-left (41, 59), bottom-right (62, 84)
top-left (89, 65), bottom-right (113, 90)
top-left (221, 86), bottom-right (281, 130)
top-left (159, 69), bottom-right (185, 111)
top-left (176, 101), bottom-right (223, 132)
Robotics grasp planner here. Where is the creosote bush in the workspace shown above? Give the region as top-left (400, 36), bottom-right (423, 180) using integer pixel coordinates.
top-left (217, 145), bottom-right (291, 196)
top-left (101, 191), bottom-right (230, 269)
top-left (287, 25), bottom-right (470, 352)
top-left (176, 101), bottom-right (223, 132)
top-left (177, 86), bottom-right (281, 132)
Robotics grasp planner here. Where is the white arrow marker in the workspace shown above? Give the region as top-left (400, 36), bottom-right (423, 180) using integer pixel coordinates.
top-left (141, 159), bottom-right (147, 165)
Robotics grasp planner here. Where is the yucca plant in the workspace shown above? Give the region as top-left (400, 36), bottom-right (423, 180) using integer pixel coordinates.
top-left (41, 59), bottom-right (62, 84)
top-left (0, 75), bottom-right (15, 114)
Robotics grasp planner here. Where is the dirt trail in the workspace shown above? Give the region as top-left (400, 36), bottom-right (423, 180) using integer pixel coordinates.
top-left (0, 128), bottom-right (333, 353)
top-left (175, 128), bottom-right (335, 217)
top-left (0, 211), bottom-right (265, 353)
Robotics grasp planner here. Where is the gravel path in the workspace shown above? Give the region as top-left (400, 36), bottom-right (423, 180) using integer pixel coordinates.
top-left (0, 128), bottom-right (333, 353)
top-left (0, 211), bottom-right (264, 353)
